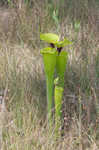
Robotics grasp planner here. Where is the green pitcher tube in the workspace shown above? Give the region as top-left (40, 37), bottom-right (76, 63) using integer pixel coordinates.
top-left (56, 51), bottom-right (68, 87)
top-left (54, 86), bottom-right (63, 118)
top-left (54, 85), bottom-right (63, 136)
top-left (40, 47), bottom-right (57, 123)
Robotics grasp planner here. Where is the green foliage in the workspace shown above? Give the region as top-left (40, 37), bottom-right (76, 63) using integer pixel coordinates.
top-left (40, 33), bottom-right (72, 135)
top-left (56, 51), bottom-right (68, 87)
top-left (52, 9), bottom-right (59, 28)
top-left (56, 38), bottom-right (72, 48)
top-left (40, 33), bottom-right (59, 44)
top-left (40, 47), bottom-right (56, 53)
top-left (54, 77), bottom-right (59, 86)
top-left (54, 85), bottom-right (63, 137)
top-left (40, 47), bottom-right (57, 125)
top-left (7, 0), bottom-right (11, 3)
top-left (40, 33), bottom-right (72, 49)
top-left (74, 21), bottom-right (81, 32)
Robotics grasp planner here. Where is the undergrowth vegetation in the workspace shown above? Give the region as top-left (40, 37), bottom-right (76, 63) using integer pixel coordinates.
top-left (0, 0), bottom-right (99, 149)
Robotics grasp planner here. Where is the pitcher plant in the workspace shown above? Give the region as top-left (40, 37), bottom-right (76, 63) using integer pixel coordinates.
top-left (40, 33), bottom-right (72, 133)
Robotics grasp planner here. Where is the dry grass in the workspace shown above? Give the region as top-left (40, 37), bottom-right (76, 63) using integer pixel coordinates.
top-left (0, 0), bottom-right (99, 149)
